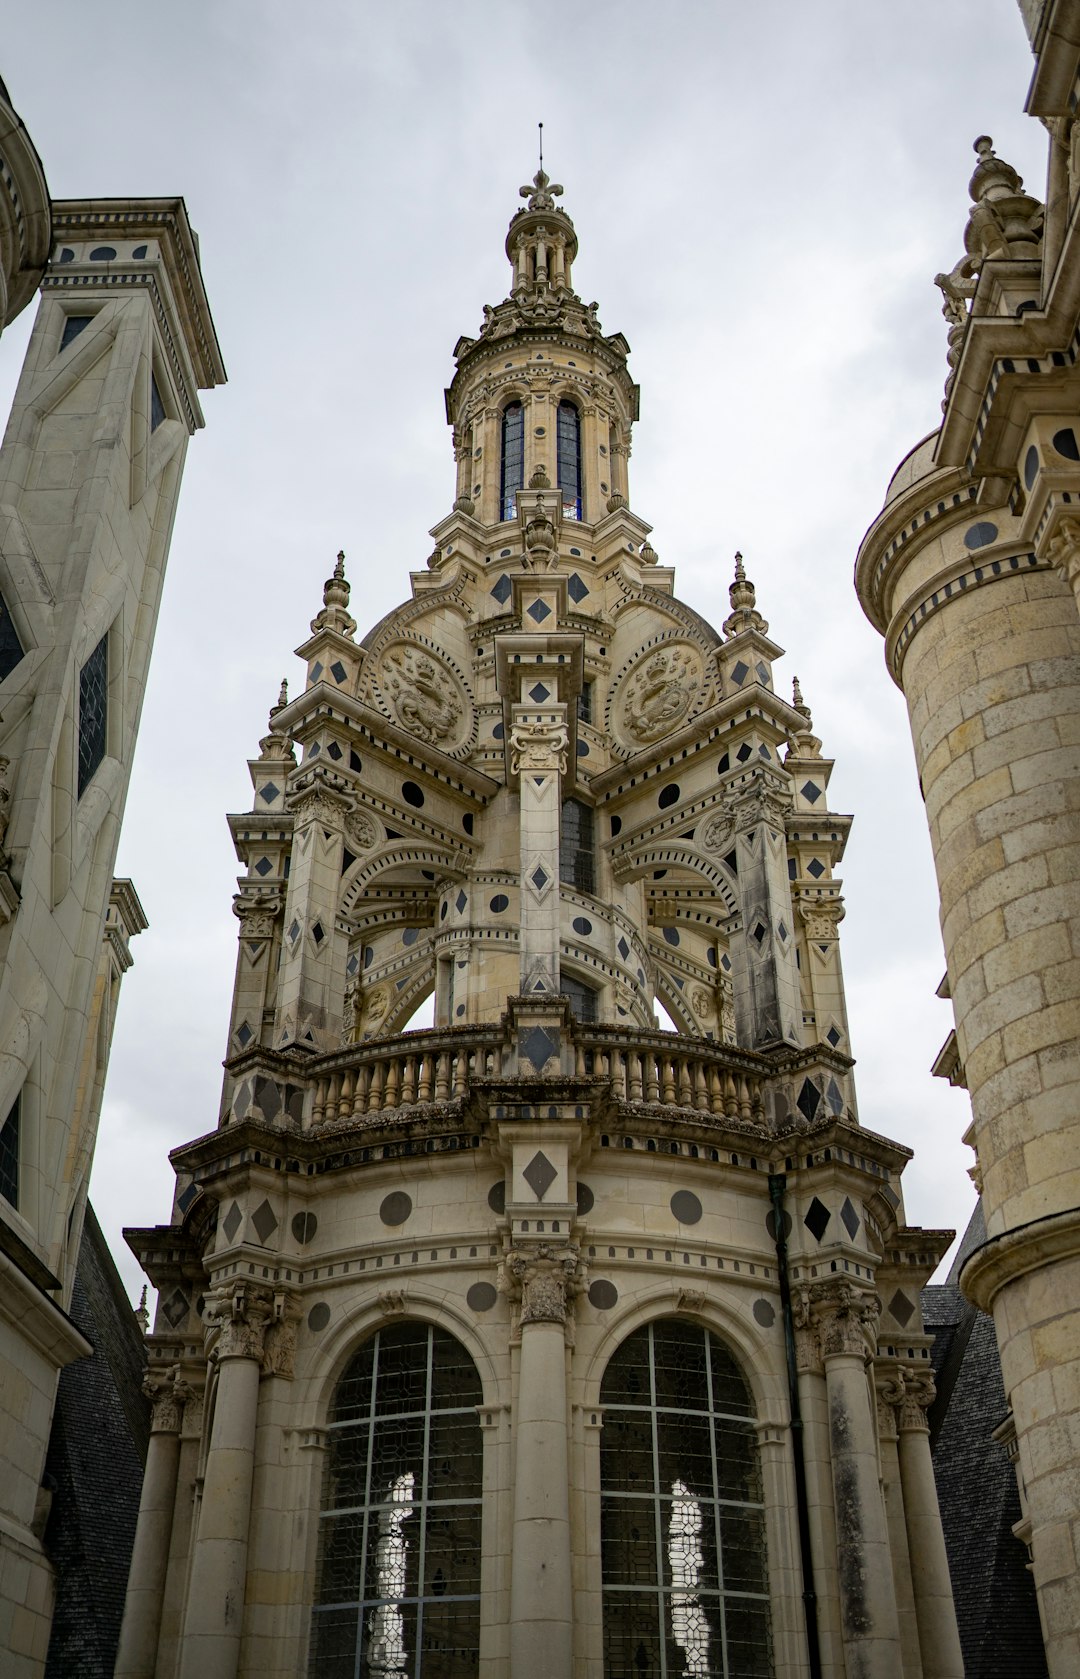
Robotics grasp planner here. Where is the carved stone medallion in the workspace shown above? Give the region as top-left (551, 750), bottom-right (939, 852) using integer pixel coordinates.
top-left (344, 809), bottom-right (379, 852)
top-left (609, 639), bottom-right (706, 751)
top-left (371, 641), bottom-right (473, 755)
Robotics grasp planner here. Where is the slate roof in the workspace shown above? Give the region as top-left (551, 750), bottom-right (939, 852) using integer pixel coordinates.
top-left (43, 1202), bottom-right (149, 1679)
top-left (923, 1201), bottom-right (1048, 1679)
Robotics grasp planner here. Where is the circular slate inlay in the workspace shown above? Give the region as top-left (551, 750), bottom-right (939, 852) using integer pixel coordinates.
top-left (380, 1191), bottom-right (413, 1227)
top-left (752, 1299), bottom-right (776, 1328)
top-left (307, 1302), bottom-right (331, 1332)
top-left (657, 783), bottom-right (681, 809)
top-left (576, 1182), bottom-right (595, 1216)
top-left (963, 520), bottom-right (998, 551)
top-left (487, 1180), bottom-right (506, 1215)
top-left (490, 894), bottom-right (509, 914)
top-left (572, 916), bottom-right (593, 936)
top-left (670, 1190), bottom-right (703, 1225)
top-left (401, 780), bottom-right (425, 807)
top-left (291, 1211), bottom-right (318, 1245)
top-left (467, 1282), bottom-right (498, 1313)
top-left (589, 1279), bottom-right (618, 1311)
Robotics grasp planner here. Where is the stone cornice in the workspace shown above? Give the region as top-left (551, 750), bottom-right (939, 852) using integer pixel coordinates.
top-left (960, 1203), bottom-right (1080, 1311)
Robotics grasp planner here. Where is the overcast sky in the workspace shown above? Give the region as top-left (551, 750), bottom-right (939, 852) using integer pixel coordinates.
top-left (2, 1), bottom-right (1049, 1304)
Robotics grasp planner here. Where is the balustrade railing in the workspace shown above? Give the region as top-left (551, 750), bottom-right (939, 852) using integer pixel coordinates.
top-left (305, 1024), bottom-right (766, 1128)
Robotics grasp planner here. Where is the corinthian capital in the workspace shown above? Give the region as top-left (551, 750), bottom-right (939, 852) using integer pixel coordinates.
top-left (897, 1370), bottom-right (937, 1433)
top-left (502, 1241), bottom-right (583, 1325)
top-left (810, 1280), bottom-right (880, 1361)
top-left (204, 1281), bottom-right (274, 1362)
top-left (1042, 514), bottom-right (1080, 592)
top-left (143, 1368), bottom-right (185, 1434)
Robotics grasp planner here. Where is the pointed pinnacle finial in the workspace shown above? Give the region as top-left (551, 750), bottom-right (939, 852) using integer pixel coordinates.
top-left (792, 675), bottom-right (804, 709)
top-left (539, 121), bottom-right (543, 172)
top-left (734, 550), bottom-right (745, 582)
top-left (334, 549), bottom-right (345, 580)
top-left (275, 677), bottom-right (288, 711)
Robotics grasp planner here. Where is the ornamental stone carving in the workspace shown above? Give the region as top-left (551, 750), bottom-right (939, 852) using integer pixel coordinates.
top-left (701, 811), bottom-right (733, 853)
top-left (1043, 514), bottom-right (1080, 592)
top-left (811, 1280), bottom-right (880, 1361)
top-left (375, 644), bottom-right (466, 748)
top-left (876, 1375), bottom-right (906, 1441)
top-left (203, 1283), bottom-right (274, 1363)
top-left (691, 986), bottom-right (712, 1020)
top-left (503, 1242), bottom-right (583, 1325)
top-left (143, 1370), bottom-right (184, 1434)
top-left (617, 644), bottom-right (703, 746)
top-left (799, 904), bottom-right (843, 942)
top-left (897, 1371), bottom-right (936, 1433)
top-left (510, 719), bottom-right (569, 776)
top-left (344, 809), bottom-right (379, 852)
top-left (362, 983), bottom-right (391, 1033)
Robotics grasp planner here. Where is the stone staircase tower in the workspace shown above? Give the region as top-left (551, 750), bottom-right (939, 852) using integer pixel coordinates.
top-left (125, 172), bottom-right (960, 1679)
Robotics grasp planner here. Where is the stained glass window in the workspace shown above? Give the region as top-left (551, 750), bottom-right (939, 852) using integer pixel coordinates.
top-left (310, 1322), bottom-right (483, 1679)
top-left (560, 798), bottom-right (595, 894)
top-left (500, 402), bottom-right (524, 521)
top-left (557, 401), bottom-right (582, 520)
top-left (600, 1320), bottom-right (772, 1678)
top-left (0, 1093), bottom-right (19, 1208)
top-left (78, 633), bottom-right (108, 797)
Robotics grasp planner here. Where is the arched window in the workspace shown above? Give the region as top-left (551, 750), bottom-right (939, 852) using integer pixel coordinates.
top-left (557, 400), bottom-right (582, 520)
top-left (500, 401), bottom-right (524, 521)
top-left (599, 1320), bottom-right (772, 1678)
top-left (310, 1322), bottom-right (483, 1678)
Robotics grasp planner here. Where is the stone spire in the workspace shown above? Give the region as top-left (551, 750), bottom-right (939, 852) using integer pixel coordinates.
top-left (723, 552), bottom-right (768, 637)
top-left (258, 678), bottom-right (294, 762)
top-left (964, 134), bottom-right (1043, 262)
top-left (505, 162), bottom-right (579, 294)
top-left (310, 550), bottom-right (356, 639)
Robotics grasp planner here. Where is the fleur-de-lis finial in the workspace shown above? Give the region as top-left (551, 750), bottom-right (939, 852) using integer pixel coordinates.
top-left (520, 167), bottom-right (564, 212)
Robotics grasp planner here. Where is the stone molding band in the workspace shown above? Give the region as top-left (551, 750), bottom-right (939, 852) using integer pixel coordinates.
top-left (959, 1203), bottom-right (1080, 1312)
top-left (886, 550), bottom-right (1049, 678)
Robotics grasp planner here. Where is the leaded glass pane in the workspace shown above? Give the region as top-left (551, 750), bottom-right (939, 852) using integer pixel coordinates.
top-left (78, 633), bottom-right (108, 797)
top-left (311, 1323), bottom-right (482, 1679)
top-left (557, 400), bottom-right (582, 519)
top-left (599, 1321), bottom-right (772, 1678)
top-left (0, 593), bottom-right (25, 684)
top-left (560, 797), bottom-right (594, 894)
top-left (500, 401), bottom-right (524, 521)
top-left (0, 1094), bottom-right (18, 1207)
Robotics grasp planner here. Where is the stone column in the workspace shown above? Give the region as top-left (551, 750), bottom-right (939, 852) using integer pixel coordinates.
top-left (792, 1286), bottom-right (845, 1675)
top-left (814, 1282), bottom-right (902, 1679)
top-left (875, 1375), bottom-right (922, 1679)
top-left (114, 1372), bottom-right (187, 1678)
top-left (896, 1373), bottom-right (964, 1679)
top-left (504, 1242), bottom-right (580, 1679)
top-left (178, 1284), bottom-right (271, 1679)
top-left (510, 716), bottom-right (568, 1000)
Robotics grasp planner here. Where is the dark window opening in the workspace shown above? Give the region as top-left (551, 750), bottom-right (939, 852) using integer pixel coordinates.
top-left (557, 400), bottom-right (582, 520)
top-left (0, 1093), bottom-right (19, 1208)
top-left (560, 797), bottom-right (595, 894)
top-left (500, 402), bottom-right (524, 521)
top-left (60, 315), bottom-right (93, 352)
top-left (78, 633), bottom-right (108, 797)
top-left (577, 682), bottom-right (593, 725)
top-left (309, 1321), bottom-right (483, 1678)
top-left (0, 594), bottom-right (25, 683)
top-left (150, 374), bottom-right (166, 433)
top-left (561, 973), bottom-right (598, 1025)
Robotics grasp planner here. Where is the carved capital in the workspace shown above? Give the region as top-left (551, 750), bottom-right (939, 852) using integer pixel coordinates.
top-left (810, 1280), bottom-right (879, 1361)
top-left (502, 1241), bottom-right (583, 1326)
top-left (1042, 514), bottom-right (1080, 591)
top-left (510, 720), bottom-right (569, 776)
top-left (875, 1374), bottom-right (906, 1441)
top-left (897, 1371), bottom-right (936, 1433)
top-left (730, 780), bottom-right (791, 833)
top-left (292, 788), bottom-right (348, 829)
top-left (792, 1285), bottom-right (822, 1374)
top-left (143, 1368), bottom-right (185, 1434)
top-left (204, 1282), bottom-right (274, 1363)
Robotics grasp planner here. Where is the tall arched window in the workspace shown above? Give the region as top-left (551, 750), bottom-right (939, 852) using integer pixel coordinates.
top-left (500, 401), bottom-right (524, 521)
top-left (560, 797), bottom-right (595, 894)
top-left (310, 1322), bottom-right (483, 1678)
top-left (599, 1320), bottom-right (772, 1678)
top-left (557, 399), bottom-right (582, 520)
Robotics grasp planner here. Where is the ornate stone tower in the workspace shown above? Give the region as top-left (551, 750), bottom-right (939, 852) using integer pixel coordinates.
top-left (0, 140), bottom-right (224, 1674)
top-left (126, 172), bottom-right (960, 1679)
top-left (856, 8), bottom-right (1080, 1673)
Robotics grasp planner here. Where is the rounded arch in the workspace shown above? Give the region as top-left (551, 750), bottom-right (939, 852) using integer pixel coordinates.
top-left (578, 1286), bottom-right (785, 1424)
top-left (340, 845), bottom-right (465, 911)
top-left (614, 840), bottom-right (740, 918)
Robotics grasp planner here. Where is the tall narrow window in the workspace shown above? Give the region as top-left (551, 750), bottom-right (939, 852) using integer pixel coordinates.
top-left (78, 633), bottom-right (108, 797)
top-left (150, 372), bottom-right (166, 432)
top-left (557, 400), bottom-right (582, 520)
top-left (561, 973), bottom-right (598, 1024)
top-left (0, 1093), bottom-right (19, 1208)
top-left (59, 314), bottom-right (93, 352)
top-left (577, 681), bottom-right (593, 725)
top-left (560, 798), bottom-right (595, 894)
top-left (500, 402), bottom-right (524, 521)
top-left (600, 1320), bottom-right (772, 1678)
top-left (310, 1322), bottom-right (483, 1679)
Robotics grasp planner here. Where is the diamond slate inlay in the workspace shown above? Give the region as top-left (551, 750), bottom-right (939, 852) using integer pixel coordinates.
top-left (526, 598), bottom-right (552, 623)
top-left (330, 660), bottom-right (347, 684)
top-left (567, 572), bottom-right (589, 602)
top-left (236, 1022), bottom-right (253, 1047)
top-left (523, 1150), bottom-right (558, 1201)
top-left (254, 857), bottom-right (273, 876)
top-left (531, 865), bottom-right (549, 893)
top-left (617, 937), bottom-right (630, 959)
top-left (804, 1196), bottom-right (830, 1241)
top-left (490, 573), bottom-right (512, 604)
top-left (807, 858), bottom-right (825, 879)
top-left (251, 1199), bottom-right (278, 1244)
top-left (258, 783), bottom-right (280, 803)
top-left (840, 1196), bottom-right (860, 1240)
top-left (521, 1026), bottom-right (558, 1070)
top-left (731, 660), bottom-right (750, 685)
top-left (889, 1288), bottom-right (915, 1328)
top-left (801, 780), bottom-right (822, 804)
top-left (456, 890), bottom-right (468, 914)
top-left (796, 1078), bottom-right (821, 1122)
top-left (826, 1077), bottom-right (844, 1116)
top-left (529, 682), bottom-right (551, 703)
top-left (221, 1201), bottom-right (243, 1244)
top-left (161, 1288), bottom-right (190, 1329)
top-left (825, 1025), bottom-right (842, 1048)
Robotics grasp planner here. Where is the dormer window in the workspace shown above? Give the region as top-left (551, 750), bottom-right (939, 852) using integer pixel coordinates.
top-left (557, 400), bottom-right (582, 520)
top-left (500, 401), bottom-right (524, 521)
